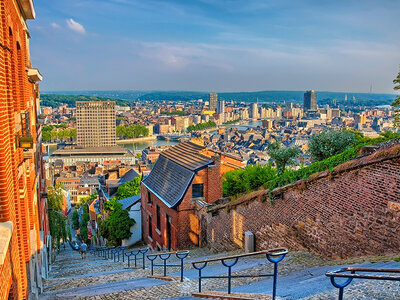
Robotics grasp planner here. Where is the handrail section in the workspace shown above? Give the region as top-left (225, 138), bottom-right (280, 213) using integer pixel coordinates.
top-left (125, 248), bottom-right (149, 269)
top-left (326, 267), bottom-right (400, 300)
top-left (191, 248), bottom-right (288, 300)
top-left (147, 250), bottom-right (190, 282)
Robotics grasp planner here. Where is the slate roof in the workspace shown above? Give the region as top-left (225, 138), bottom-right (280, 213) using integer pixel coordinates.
top-left (160, 142), bottom-right (213, 171)
top-left (142, 142), bottom-right (214, 208)
top-left (120, 169), bottom-right (140, 184)
top-left (118, 194), bottom-right (141, 210)
top-left (142, 156), bottom-right (195, 208)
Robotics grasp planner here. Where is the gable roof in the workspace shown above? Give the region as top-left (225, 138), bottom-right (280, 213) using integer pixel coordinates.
top-left (142, 156), bottom-right (194, 208)
top-left (118, 194), bottom-right (141, 210)
top-left (142, 142), bottom-right (215, 208)
top-left (160, 142), bottom-right (213, 171)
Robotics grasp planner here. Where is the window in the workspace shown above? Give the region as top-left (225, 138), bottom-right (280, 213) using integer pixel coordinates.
top-left (156, 205), bottom-right (161, 231)
top-left (147, 190), bottom-right (152, 205)
top-left (148, 215), bottom-right (152, 239)
top-left (192, 184), bottom-right (204, 198)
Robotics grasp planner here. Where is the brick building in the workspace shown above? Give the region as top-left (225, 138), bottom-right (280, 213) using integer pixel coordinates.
top-left (140, 142), bottom-right (243, 251)
top-left (0, 0), bottom-right (46, 299)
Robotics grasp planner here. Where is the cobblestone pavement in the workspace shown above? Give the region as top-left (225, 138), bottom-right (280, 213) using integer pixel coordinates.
top-left (40, 247), bottom-right (400, 299)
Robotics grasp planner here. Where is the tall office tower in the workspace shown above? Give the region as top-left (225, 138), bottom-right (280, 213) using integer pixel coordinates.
top-left (0, 1), bottom-right (47, 298)
top-left (217, 99), bottom-right (225, 114)
top-left (209, 93), bottom-right (218, 111)
top-left (76, 101), bottom-right (116, 148)
top-left (303, 90), bottom-right (317, 111)
top-left (250, 103), bottom-right (259, 119)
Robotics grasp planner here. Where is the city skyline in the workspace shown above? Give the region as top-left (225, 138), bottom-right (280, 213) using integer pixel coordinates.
top-left (30, 0), bottom-right (400, 93)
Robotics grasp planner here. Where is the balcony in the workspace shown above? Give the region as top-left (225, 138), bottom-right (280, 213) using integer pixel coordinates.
top-left (27, 68), bottom-right (42, 83)
top-left (23, 148), bottom-right (35, 159)
top-left (17, 135), bottom-right (34, 149)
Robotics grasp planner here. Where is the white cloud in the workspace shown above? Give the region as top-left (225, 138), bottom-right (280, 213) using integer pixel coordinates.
top-left (66, 19), bottom-right (86, 34)
top-left (50, 22), bottom-right (60, 29)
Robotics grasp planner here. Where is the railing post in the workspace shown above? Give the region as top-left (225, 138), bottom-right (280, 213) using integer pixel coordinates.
top-left (180, 258), bottom-right (184, 282)
top-left (228, 266), bottom-right (232, 294)
top-left (272, 262), bottom-right (278, 300)
top-left (199, 269), bottom-right (202, 293)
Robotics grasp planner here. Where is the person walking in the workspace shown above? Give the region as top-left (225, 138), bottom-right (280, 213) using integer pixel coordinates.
top-left (80, 240), bottom-right (88, 259)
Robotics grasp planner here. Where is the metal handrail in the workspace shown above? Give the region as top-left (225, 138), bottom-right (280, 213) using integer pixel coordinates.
top-left (147, 250), bottom-right (190, 282)
top-left (125, 248), bottom-right (149, 269)
top-left (192, 247), bottom-right (288, 299)
top-left (326, 267), bottom-right (400, 300)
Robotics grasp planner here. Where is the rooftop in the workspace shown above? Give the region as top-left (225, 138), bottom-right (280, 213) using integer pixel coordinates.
top-left (52, 146), bottom-right (133, 157)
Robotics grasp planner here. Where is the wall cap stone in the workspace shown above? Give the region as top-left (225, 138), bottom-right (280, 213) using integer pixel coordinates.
top-left (0, 221), bottom-right (13, 265)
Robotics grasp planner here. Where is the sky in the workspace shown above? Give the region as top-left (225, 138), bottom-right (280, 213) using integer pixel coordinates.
top-left (29, 0), bottom-right (400, 93)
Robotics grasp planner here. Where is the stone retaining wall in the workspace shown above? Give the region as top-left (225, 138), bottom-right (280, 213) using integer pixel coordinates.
top-left (204, 146), bottom-right (400, 258)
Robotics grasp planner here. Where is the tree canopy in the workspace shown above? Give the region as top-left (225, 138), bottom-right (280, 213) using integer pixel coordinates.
top-left (187, 121), bottom-right (216, 132)
top-left (308, 130), bottom-right (357, 162)
top-left (392, 69), bottom-right (400, 128)
top-left (100, 199), bottom-right (135, 246)
top-left (267, 142), bottom-right (299, 175)
top-left (115, 177), bottom-right (141, 200)
top-left (47, 185), bottom-right (69, 249)
top-left (116, 125), bottom-right (149, 139)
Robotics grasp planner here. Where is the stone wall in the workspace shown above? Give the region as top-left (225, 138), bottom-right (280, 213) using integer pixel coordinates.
top-left (204, 145), bottom-right (400, 259)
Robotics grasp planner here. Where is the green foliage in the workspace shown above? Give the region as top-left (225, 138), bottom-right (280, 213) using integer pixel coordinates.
top-left (187, 121), bottom-right (217, 132)
top-left (115, 177), bottom-right (141, 200)
top-left (223, 164), bottom-right (277, 197)
top-left (40, 94), bottom-right (130, 108)
top-left (268, 142), bottom-right (300, 175)
top-left (116, 125), bottom-right (149, 139)
top-left (78, 212), bottom-right (90, 243)
top-left (392, 69), bottom-right (400, 128)
top-left (100, 199), bottom-right (135, 246)
top-left (264, 132), bottom-right (400, 192)
top-left (42, 125), bottom-right (77, 142)
top-left (224, 119), bottom-right (240, 124)
top-left (161, 110), bottom-right (188, 116)
top-left (72, 210), bottom-right (80, 230)
top-left (223, 131), bottom-right (400, 198)
top-left (308, 130), bottom-right (357, 162)
top-left (76, 192), bottom-right (97, 210)
top-left (47, 185), bottom-right (68, 249)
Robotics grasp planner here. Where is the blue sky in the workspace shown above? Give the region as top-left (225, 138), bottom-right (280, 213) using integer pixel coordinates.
top-left (29, 0), bottom-right (400, 93)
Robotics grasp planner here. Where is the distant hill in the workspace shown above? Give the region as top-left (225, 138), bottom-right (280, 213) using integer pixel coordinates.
top-left (40, 94), bottom-right (131, 108)
top-left (43, 90), bottom-right (397, 107)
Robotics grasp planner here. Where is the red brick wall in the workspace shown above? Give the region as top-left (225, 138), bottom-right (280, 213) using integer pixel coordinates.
top-left (205, 154), bottom-right (400, 259)
top-left (0, 0), bottom-right (41, 298)
top-left (141, 161), bottom-right (224, 250)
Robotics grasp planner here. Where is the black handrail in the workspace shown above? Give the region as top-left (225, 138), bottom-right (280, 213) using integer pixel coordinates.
top-left (191, 248), bottom-right (288, 300)
top-left (147, 250), bottom-right (190, 282)
top-left (125, 248), bottom-right (149, 269)
top-left (326, 267), bottom-right (400, 300)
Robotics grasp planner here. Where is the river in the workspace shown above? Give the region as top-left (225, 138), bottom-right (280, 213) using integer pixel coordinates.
top-left (46, 120), bottom-right (260, 156)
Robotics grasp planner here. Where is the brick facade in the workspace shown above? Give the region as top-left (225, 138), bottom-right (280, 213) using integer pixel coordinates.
top-left (204, 145), bottom-right (400, 259)
top-left (141, 162), bottom-right (222, 250)
top-left (0, 1), bottom-right (45, 299)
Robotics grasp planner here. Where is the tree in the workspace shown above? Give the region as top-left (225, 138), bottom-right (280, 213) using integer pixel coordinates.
top-left (72, 210), bottom-right (80, 230)
top-left (78, 212), bottom-right (90, 243)
top-left (100, 200), bottom-right (135, 246)
top-left (392, 69), bottom-right (400, 128)
top-left (308, 130), bottom-right (357, 162)
top-left (115, 177), bottom-right (141, 200)
top-left (268, 142), bottom-right (299, 175)
top-left (47, 185), bottom-right (68, 250)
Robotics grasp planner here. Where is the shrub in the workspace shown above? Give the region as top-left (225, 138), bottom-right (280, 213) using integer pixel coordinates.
top-left (223, 164), bottom-right (276, 197)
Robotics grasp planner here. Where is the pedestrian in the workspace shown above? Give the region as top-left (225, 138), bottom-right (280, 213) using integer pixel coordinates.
top-left (80, 240), bottom-right (88, 259)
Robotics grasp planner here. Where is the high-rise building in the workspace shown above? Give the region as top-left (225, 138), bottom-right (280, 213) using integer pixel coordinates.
top-left (0, 1), bottom-right (47, 298)
top-left (76, 101), bottom-right (116, 148)
top-left (304, 90), bottom-right (317, 111)
top-left (209, 93), bottom-right (218, 111)
top-left (250, 103), bottom-right (258, 119)
top-left (217, 99), bottom-right (225, 114)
